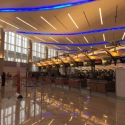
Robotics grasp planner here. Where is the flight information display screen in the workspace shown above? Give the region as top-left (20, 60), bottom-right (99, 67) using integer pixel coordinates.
top-left (94, 59), bottom-right (102, 65)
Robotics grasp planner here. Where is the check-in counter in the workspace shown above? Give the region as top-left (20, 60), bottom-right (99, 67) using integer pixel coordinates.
top-left (68, 78), bottom-right (81, 91)
top-left (55, 78), bottom-right (64, 87)
top-left (88, 79), bottom-right (107, 95)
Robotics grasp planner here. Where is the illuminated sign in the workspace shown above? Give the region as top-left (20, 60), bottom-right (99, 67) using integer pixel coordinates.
top-left (64, 63), bottom-right (70, 67)
top-left (94, 59), bottom-right (102, 65)
top-left (120, 57), bottom-right (125, 63)
top-left (76, 62), bottom-right (84, 66)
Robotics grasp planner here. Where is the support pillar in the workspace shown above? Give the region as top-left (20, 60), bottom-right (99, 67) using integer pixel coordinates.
top-left (28, 40), bottom-right (32, 73)
top-left (91, 60), bottom-right (95, 78)
top-left (45, 47), bottom-right (48, 60)
top-left (0, 28), bottom-right (5, 75)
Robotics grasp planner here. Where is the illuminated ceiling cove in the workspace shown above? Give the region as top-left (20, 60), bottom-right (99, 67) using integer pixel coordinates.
top-left (0, 0), bottom-right (96, 12)
top-left (16, 26), bottom-right (125, 36)
top-left (0, 0), bottom-right (125, 52)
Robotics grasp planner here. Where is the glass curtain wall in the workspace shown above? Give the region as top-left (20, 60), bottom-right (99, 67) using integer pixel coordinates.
top-left (4, 32), bottom-right (29, 63)
top-left (32, 42), bottom-right (46, 62)
top-left (48, 48), bottom-right (57, 58)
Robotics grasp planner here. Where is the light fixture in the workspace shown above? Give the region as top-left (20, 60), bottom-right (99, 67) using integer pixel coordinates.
top-left (53, 45), bottom-right (60, 49)
top-left (103, 34), bottom-right (105, 41)
top-left (69, 116), bottom-right (73, 122)
top-left (84, 36), bottom-right (89, 43)
top-left (40, 41), bottom-right (109, 46)
top-left (66, 37), bottom-right (73, 43)
top-left (0, 0), bottom-right (96, 12)
top-left (68, 13), bottom-right (78, 29)
top-left (65, 46), bottom-right (71, 50)
top-left (34, 36), bottom-right (46, 42)
top-left (0, 19), bottom-right (19, 29)
top-left (16, 17), bottom-right (37, 30)
top-left (99, 8), bottom-right (103, 25)
top-left (122, 32), bottom-right (125, 40)
top-left (41, 16), bottom-right (57, 30)
top-left (50, 37), bottom-right (59, 43)
top-left (17, 26), bottom-right (125, 36)
top-left (48, 119), bottom-right (54, 125)
top-left (78, 47), bottom-right (82, 50)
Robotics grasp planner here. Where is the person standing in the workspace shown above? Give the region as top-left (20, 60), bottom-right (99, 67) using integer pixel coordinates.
top-left (1, 72), bottom-right (6, 86)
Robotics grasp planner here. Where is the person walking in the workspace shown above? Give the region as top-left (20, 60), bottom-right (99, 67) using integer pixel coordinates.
top-left (1, 72), bottom-right (6, 86)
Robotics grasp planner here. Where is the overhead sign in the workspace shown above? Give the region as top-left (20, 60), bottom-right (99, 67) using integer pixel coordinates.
top-left (76, 62), bottom-right (84, 66)
top-left (64, 63), bottom-right (70, 67)
top-left (120, 57), bottom-right (125, 63)
top-left (94, 59), bottom-right (102, 65)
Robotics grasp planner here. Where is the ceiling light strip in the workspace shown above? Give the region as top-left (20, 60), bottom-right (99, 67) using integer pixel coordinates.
top-left (99, 8), bottom-right (103, 25)
top-left (34, 36), bottom-right (46, 42)
top-left (122, 32), bottom-right (125, 40)
top-left (41, 16), bottom-right (57, 30)
top-left (50, 37), bottom-right (59, 43)
top-left (16, 17), bottom-right (37, 30)
top-left (77, 47), bottom-right (82, 50)
top-left (68, 14), bottom-right (78, 29)
top-left (0, 19), bottom-right (19, 29)
top-left (66, 37), bottom-right (73, 43)
top-left (16, 26), bottom-right (125, 36)
top-left (53, 45), bottom-right (60, 49)
top-left (84, 36), bottom-right (89, 43)
top-left (103, 34), bottom-right (105, 41)
top-left (65, 46), bottom-right (71, 50)
top-left (0, 0), bottom-right (96, 12)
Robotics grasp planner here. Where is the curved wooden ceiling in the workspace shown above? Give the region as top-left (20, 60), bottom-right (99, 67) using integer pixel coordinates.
top-left (0, 0), bottom-right (125, 51)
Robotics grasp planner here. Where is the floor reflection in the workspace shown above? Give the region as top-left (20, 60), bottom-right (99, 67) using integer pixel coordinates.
top-left (0, 84), bottom-right (125, 125)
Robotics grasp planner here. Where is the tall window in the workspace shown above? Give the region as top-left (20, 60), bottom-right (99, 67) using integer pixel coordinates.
top-left (58, 51), bottom-right (63, 56)
top-left (48, 48), bottom-right (57, 58)
top-left (32, 42), bottom-right (46, 62)
top-left (4, 32), bottom-right (29, 63)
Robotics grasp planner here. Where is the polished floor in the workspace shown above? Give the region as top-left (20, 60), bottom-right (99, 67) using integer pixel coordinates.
top-left (0, 81), bottom-right (125, 125)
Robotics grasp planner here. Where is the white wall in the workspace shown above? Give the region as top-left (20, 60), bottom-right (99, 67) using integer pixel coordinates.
top-left (3, 61), bottom-right (27, 77)
top-left (4, 66), bottom-right (26, 77)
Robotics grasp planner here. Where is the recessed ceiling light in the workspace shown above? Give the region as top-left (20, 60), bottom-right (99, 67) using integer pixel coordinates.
top-left (41, 16), bottom-right (57, 30)
top-left (103, 34), bottom-right (105, 41)
top-left (16, 17), bottom-right (37, 30)
top-left (0, 19), bottom-right (19, 29)
top-left (66, 37), bottom-right (73, 43)
top-left (99, 8), bottom-right (103, 25)
top-left (68, 13), bottom-right (78, 29)
top-left (122, 32), bottom-right (125, 40)
top-left (50, 37), bottom-right (59, 43)
top-left (84, 36), bottom-right (89, 43)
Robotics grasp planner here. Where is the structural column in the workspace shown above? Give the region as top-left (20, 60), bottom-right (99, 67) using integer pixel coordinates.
top-left (0, 28), bottom-right (5, 75)
top-left (45, 46), bottom-right (48, 59)
top-left (28, 39), bottom-right (32, 72)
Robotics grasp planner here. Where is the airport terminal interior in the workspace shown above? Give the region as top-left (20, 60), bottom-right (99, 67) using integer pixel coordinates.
top-left (0, 0), bottom-right (125, 125)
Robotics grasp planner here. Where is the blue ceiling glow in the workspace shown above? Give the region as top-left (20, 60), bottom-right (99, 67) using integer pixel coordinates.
top-left (56, 48), bottom-right (87, 52)
top-left (0, 0), bottom-right (96, 13)
top-left (41, 41), bottom-right (109, 46)
top-left (119, 40), bottom-right (125, 44)
top-left (16, 26), bottom-right (125, 36)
